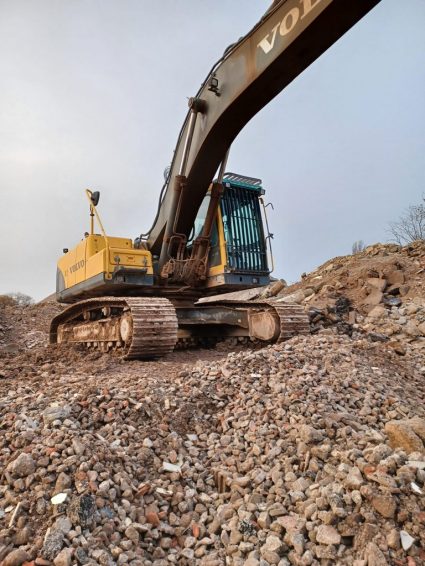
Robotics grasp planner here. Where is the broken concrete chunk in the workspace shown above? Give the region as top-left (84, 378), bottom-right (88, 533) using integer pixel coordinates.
top-left (276, 290), bottom-right (305, 304)
top-left (51, 493), bottom-right (68, 505)
top-left (6, 452), bottom-right (35, 477)
top-left (67, 494), bottom-right (96, 527)
top-left (316, 525), bottom-right (341, 545)
top-left (386, 269), bottom-right (405, 286)
top-left (367, 278), bottom-right (387, 292)
top-left (364, 542), bottom-right (388, 566)
top-left (43, 404), bottom-right (71, 423)
top-left (368, 306), bottom-right (387, 319)
top-left (400, 530), bottom-right (415, 551)
top-left (363, 289), bottom-right (384, 308)
top-left (385, 420), bottom-right (424, 454)
top-left (2, 549), bottom-right (31, 566)
top-left (371, 495), bottom-right (396, 518)
top-left (408, 416), bottom-right (425, 440)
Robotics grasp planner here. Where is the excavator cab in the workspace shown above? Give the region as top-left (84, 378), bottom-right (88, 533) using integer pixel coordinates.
top-left (204, 173), bottom-right (272, 289)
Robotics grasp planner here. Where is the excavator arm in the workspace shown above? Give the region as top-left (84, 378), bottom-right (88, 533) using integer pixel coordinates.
top-left (145, 0), bottom-right (381, 271)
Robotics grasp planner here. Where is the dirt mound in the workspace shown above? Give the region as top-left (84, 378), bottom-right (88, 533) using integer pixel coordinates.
top-left (274, 240), bottom-right (425, 353)
top-left (0, 298), bottom-right (62, 353)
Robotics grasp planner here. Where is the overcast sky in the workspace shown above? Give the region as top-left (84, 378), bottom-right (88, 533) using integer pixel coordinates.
top-left (1, 0), bottom-right (424, 301)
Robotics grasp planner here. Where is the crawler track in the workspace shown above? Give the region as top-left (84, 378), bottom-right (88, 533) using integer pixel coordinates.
top-left (50, 297), bottom-right (309, 360)
top-left (201, 299), bottom-right (310, 342)
top-left (50, 297), bottom-right (178, 360)
top-left (268, 301), bottom-right (311, 341)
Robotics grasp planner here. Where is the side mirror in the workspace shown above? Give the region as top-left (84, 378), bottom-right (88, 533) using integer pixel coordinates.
top-left (63, 248), bottom-right (69, 254)
top-left (90, 191), bottom-right (100, 207)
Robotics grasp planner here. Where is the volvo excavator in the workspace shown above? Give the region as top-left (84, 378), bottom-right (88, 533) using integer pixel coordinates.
top-left (51, 0), bottom-right (381, 359)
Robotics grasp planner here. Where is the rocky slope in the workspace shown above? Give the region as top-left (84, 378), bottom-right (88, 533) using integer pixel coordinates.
top-left (275, 241), bottom-right (425, 355)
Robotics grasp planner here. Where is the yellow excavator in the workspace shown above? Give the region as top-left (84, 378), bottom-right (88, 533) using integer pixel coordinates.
top-left (51, 0), bottom-right (381, 359)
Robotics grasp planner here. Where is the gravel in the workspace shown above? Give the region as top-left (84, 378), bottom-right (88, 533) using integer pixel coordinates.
top-left (0, 277), bottom-right (424, 564)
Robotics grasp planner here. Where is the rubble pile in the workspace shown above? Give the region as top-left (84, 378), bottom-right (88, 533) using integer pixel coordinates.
top-left (274, 241), bottom-right (425, 351)
top-left (0, 298), bottom-right (62, 353)
top-left (0, 241), bottom-right (424, 565)
top-left (0, 328), bottom-right (424, 564)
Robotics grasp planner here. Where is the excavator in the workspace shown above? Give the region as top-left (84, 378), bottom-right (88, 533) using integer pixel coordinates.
top-left (50, 0), bottom-right (381, 359)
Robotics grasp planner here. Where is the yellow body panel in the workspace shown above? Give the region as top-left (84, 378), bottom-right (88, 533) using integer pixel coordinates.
top-left (58, 234), bottom-right (153, 291)
top-left (108, 248), bottom-right (149, 268)
top-left (208, 208), bottom-right (227, 278)
top-left (85, 249), bottom-right (107, 281)
top-left (74, 240), bottom-right (88, 285)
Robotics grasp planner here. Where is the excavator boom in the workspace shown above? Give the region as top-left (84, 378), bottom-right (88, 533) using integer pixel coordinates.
top-left (147, 0), bottom-right (381, 264)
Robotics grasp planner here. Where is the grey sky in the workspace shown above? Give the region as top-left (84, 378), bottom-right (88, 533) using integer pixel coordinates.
top-left (1, 0), bottom-right (424, 301)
